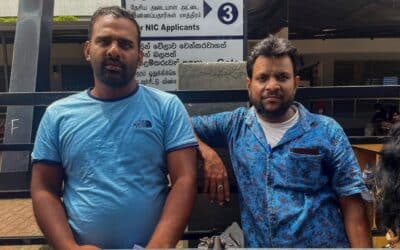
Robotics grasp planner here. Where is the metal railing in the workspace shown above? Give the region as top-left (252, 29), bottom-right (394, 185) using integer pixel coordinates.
top-left (0, 85), bottom-right (395, 245)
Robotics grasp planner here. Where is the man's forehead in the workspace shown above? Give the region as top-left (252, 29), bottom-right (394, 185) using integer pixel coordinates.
top-left (257, 55), bottom-right (291, 62)
top-left (92, 15), bottom-right (137, 33)
top-left (255, 56), bottom-right (294, 70)
top-left (94, 15), bottom-right (125, 24)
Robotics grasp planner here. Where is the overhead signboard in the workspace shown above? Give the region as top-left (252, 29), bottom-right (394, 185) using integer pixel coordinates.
top-left (122, 0), bottom-right (245, 90)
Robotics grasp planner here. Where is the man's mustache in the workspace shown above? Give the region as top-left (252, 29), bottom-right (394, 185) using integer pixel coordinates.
top-left (102, 57), bottom-right (125, 69)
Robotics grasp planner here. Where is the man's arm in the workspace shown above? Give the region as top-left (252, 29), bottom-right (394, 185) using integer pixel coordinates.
top-left (326, 120), bottom-right (372, 247)
top-left (31, 163), bottom-right (98, 250)
top-left (146, 147), bottom-right (197, 248)
top-left (192, 111), bottom-right (236, 205)
top-left (196, 135), bottom-right (230, 205)
top-left (339, 194), bottom-right (372, 248)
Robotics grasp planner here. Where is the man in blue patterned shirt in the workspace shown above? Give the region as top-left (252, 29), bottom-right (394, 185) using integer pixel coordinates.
top-left (192, 35), bottom-right (372, 247)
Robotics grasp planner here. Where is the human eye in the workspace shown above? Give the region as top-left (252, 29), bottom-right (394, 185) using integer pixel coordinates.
top-left (276, 73), bottom-right (290, 82)
top-left (256, 74), bottom-right (268, 83)
top-left (118, 39), bottom-right (134, 50)
top-left (95, 37), bottom-right (111, 46)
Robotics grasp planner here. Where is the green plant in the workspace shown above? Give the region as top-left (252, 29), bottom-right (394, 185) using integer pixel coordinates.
top-left (0, 16), bottom-right (79, 23)
top-left (0, 17), bottom-right (17, 23)
top-left (53, 16), bottom-right (79, 22)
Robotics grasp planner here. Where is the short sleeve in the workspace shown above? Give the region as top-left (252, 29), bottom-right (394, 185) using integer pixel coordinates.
top-left (328, 122), bottom-right (368, 196)
top-left (31, 108), bottom-right (61, 164)
top-left (164, 96), bottom-right (198, 152)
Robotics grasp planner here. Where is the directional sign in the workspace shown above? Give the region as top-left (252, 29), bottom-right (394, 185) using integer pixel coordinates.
top-left (124, 0), bottom-right (245, 90)
top-left (203, 0), bottom-right (212, 18)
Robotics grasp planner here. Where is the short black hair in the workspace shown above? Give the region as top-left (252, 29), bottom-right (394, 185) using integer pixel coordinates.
top-left (246, 35), bottom-right (299, 78)
top-left (89, 6), bottom-right (141, 47)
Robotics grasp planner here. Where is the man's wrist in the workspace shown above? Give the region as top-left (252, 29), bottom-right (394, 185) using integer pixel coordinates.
top-left (55, 239), bottom-right (79, 250)
top-left (146, 239), bottom-right (175, 249)
top-left (198, 144), bottom-right (216, 158)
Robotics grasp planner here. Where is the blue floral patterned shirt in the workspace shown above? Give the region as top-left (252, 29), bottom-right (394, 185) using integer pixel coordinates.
top-left (192, 102), bottom-right (367, 247)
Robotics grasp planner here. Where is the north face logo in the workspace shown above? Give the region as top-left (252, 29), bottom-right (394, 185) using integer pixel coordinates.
top-left (133, 120), bottom-right (152, 128)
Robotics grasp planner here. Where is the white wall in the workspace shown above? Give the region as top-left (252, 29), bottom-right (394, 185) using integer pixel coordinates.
top-left (54, 0), bottom-right (121, 16)
top-left (0, 0), bottom-right (121, 17)
top-left (0, 1), bottom-right (18, 17)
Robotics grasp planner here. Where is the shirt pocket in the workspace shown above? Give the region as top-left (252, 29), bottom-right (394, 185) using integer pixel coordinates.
top-left (285, 151), bottom-right (323, 191)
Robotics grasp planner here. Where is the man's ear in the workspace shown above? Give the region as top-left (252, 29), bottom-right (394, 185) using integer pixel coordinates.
top-left (83, 41), bottom-right (91, 61)
top-left (294, 75), bottom-right (300, 90)
top-left (246, 77), bottom-right (251, 93)
top-left (138, 49), bottom-right (144, 67)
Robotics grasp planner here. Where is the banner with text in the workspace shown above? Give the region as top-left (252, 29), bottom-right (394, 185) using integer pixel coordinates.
top-left (124, 0), bottom-right (244, 90)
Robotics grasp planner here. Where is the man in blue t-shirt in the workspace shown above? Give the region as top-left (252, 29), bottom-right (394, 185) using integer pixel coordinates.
top-left (192, 35), bottom-right (372, 247)
top-left (31, 6), bottom-right (198, 249)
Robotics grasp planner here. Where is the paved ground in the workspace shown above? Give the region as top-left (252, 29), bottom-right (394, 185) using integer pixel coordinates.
top-left (0, 247), bottom-right (47, 250)
top-left (0, 199), bottom-right (41, 237)
top-left (0, 199), bottom-right (187, 249)
top-left (0, 198), bottom-right (384, 248)
top-left (0, 199), bottom-right (46, 250)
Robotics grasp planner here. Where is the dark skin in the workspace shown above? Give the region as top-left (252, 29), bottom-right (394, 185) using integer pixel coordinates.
top-left (197, 136), bottom-right (230, 205)
top-left (31, 163), bottom-right (98, 250)
top-left (84, 15), bottom-right (143, 99)
top-left (147, 147), bottom-right (197, 248)
top-left (339, 195), bottom-right (372, 247)
top-left (31, 15), bottom-right (197, 249)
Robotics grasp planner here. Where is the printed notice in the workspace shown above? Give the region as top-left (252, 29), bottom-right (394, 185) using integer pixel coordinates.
top-left (124, 0), bottom-right (244, 90)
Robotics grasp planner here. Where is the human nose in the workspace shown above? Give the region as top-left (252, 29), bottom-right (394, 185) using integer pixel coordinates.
top-left (106, 41), bottom-right (121, 58)
top-left (264, 78), bottom-right (280, 91)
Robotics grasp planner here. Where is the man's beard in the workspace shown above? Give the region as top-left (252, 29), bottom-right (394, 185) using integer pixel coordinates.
top-left (96, 57), bottom-right (136, 88)
top-left (249, 93), bottom-right (294, 120)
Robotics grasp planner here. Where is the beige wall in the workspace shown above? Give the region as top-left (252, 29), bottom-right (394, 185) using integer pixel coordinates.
top-left (54, 0), bottom-right (121, 16)
top-left (0, 0), bottom-right (121, 17)
top-left (0, 1), bottom-right (18, 17)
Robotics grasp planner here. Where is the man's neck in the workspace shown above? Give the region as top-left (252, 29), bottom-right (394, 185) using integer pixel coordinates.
top-left (91, 80), bottom-right (137, 99)
top-left (258, 105), bottom-right (297, 123)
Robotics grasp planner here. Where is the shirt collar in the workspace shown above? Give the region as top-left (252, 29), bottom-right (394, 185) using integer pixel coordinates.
top-left (245, 102), bottom-right (319, 146)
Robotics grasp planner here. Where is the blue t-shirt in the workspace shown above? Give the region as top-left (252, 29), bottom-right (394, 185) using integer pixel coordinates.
top-left (32, 85), bottom-right (197, 249)
top-left (192, 102), bottom-right (367, 247)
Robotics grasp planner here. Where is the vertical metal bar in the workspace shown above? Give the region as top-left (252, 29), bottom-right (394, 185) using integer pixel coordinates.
top-left (0, 0), bottom-right (53, 181)
top-left (286, 0), bottom-right (290, 32)
top-left (1, 34), bottom-right (9, 91)
top-left (242, 0), bottom-right (248, 60)
top-left (353, 99), bottom-right (357, 117)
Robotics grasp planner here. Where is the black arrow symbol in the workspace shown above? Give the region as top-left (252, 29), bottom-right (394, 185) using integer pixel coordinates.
top-left (203, 0), bottom-right (212, 18)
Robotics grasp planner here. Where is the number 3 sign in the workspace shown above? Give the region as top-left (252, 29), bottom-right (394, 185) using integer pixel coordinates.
top-left (218, 3), bottom-right (239, 25)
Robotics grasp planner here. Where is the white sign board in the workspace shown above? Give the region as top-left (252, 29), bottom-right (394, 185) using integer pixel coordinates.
top-left (124, 0), bottom-right (244, 90)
